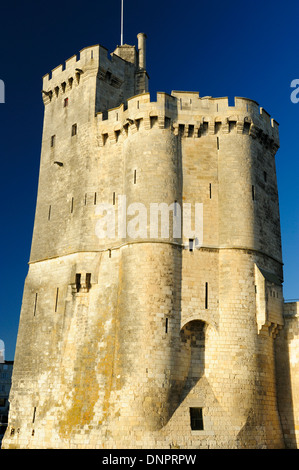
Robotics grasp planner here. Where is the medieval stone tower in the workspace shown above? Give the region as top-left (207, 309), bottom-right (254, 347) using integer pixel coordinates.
top-left (2, 34), bottom-right (298, 449)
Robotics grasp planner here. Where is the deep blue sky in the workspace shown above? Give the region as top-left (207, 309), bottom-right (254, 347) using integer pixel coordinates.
top-left (0, 0), bottom-right (298, 360)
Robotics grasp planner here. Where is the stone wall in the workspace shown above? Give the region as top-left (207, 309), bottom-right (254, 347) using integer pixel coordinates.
top-left (275, 302), bottom-right (299, 448)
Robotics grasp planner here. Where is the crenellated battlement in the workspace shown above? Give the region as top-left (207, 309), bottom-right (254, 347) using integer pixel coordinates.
top-left (41, 44), bottom-right (103, 104)
top-left (96, 91), bottom-right (280, 150)
top-left (41, 43), bottom-right (140, 106)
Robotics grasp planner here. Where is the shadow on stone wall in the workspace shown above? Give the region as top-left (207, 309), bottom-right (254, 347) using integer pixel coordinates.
top-left (275, 319), bottom-right (297, 449)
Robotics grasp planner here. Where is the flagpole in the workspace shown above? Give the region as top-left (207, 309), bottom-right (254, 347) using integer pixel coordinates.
top-left (121, 0), bottom-right (124, 45)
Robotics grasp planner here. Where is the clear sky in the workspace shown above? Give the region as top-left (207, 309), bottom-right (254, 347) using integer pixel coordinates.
top-left (0, 0), bottom-right (298, 360)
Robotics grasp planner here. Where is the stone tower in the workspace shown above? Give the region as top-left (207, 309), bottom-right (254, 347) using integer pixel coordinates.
top-left (3, 34), bottom-right (286, 449)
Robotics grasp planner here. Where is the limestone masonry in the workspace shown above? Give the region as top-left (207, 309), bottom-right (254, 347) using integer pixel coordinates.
top-left (2, 34), bottom-right (298, 449)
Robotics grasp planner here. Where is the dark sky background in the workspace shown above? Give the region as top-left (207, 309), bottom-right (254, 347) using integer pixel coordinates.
top-left (0, 0), bottom-right (298, 360)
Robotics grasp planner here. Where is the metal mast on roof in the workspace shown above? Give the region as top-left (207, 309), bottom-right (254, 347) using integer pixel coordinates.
top-left (121, 0), bottom-right (124, 45)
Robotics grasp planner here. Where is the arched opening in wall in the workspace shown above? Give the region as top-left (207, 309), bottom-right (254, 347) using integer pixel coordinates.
top-left (180, 320), bottom-right (206, 382)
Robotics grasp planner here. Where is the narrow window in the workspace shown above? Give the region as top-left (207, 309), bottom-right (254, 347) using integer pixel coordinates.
top-left (94, 192), bottom-right (97, 205)
top-left (137, 100), bottom-right (139, 109)
top-left (178, 124), bottom-right (185, 136)
top-left (202, 122), bottom-right (208, 135)
top-left (48, 205), bottom-right (51, 221)
top-left (215, 122), bottom-right (221, 134)
top-left (75, 274), bottom-right (81, 293)
top-left (91, 50), bottom-right (93, 59)
top-left (84, 193), bottom-right (87, 205)
top-left (174, 200), bottom-right (178, 216)
top-left (71, 123), bottom-right (77, 136)
top-left (33, 293), bottom-right (38, 316)
top-left (252, 185), bottom-right (255, 201)
top-left (51, 135), bottom-right (55, 147)
top-left (165, 318), bottom-right (168, 333)
top-left (71, 197), bottom-right (74, 213)
top-left (188, 125), bottom-right (194, 137)
top-left (134, 170), bottom-right (137, 184)
top-left (189, 239), bottom-right (194, 252)
top-left (264, 171), bottom-right (267, 183)
top-left (243, 121), bottom-right (251, 134)
top-left (54, 86), bottom-right (59, 97)
top-left (55, 288), bottom-right (59, 312)
top-left (217, 136), bottom-right (219, 150)
top-left (108, 249), bottom-right (111, 258)
top-left (64, 97), bottom-right (68, 107)
top-left (32, 407), bottom-right (36, 424)
top-left (229, 121), bottom-right (236, 132)
top-left (61, 82), bottom-right (66, 93)
top-left (209, 183), bottom-right (212, 199)
top-left (68, 77), bottom-right (73, 89)
top-left (205, 282), bottom-right (208, 309)
top-left (113, 192), bottom-right (116, 205)
top-left (190, 407), bottom-right (204, 431)
top-left (102, 133), bottom-right (108, 145)
top-left (150, 116), bottom-right (158, 128)
top-left (86, 273), bottom-right (91, 291)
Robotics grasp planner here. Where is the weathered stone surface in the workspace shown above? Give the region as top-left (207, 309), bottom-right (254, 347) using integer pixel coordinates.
top-left (2, 34), bottom-right (296, 449)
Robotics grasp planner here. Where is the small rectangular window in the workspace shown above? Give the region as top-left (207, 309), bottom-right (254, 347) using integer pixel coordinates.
top-left (209, 183), bottom-right (212, 199)
top-left (165, 318), bottom-right (168, 333)
top-left (94, 192), bottom-right (97, 205)
top-left (72, 123), bottom-right (77, 136)
top-left (252, 185), bottom-right (255, 201)
top-left (51, 135), bottom-right (55, 147)
top-left (32, 407), bottom-right (36, 424)
top-left (188, 125), bottom-right (194, 137)
top-left (33, 293), bottom-right (38, 316)
top-left (217, 136), bottom-right (219, 150)
top-left (55, 288), bottom-right (59, 312)
top-left (113, 192), bottom-right (116, 205)
top-left (64, 97), bottom-right (68, 107)
top-left (75, 274), bottom-right (81, 293)
top-left (102, 133), bottom-right (108, 145)
top-left (205, 282), bottom-right (208, 309)
top-left (86, 273), bottom-right (91, 291)
top-left (229, 121), bottom-right (236, 132)
top-left (189, 239), bottom-right (194, 252)
top-left (215, 122), bottom-right (221, 134)
top-left (71, 197), bottom-right (74, 213)
top-left (134, 170), bottom-right (137, 184)
top-left (190, 407), bottom-right (204, 430)
top-left (202, 122), bottom-right (208, 135)
top-left (48, 205), bottom-right (51, 221)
